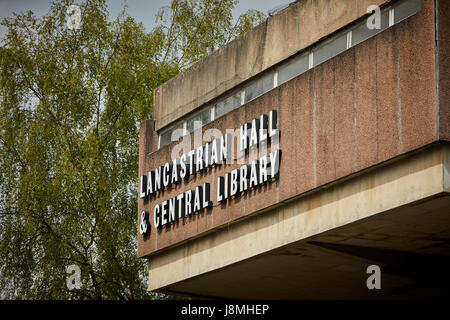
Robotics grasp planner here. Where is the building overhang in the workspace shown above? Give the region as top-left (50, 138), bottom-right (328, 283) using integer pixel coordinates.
top-left (149, 144), bottom-right (450, 299)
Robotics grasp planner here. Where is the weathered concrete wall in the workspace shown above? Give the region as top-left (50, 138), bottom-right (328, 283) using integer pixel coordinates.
top-left (147, 144), bottom-right (449, 291)
top-left (154, 0), bottom-right (392, 131)
top-left (138, 0), bottom-right (441, 258)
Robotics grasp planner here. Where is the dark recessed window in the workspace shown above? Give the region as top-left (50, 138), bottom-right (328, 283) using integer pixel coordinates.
top-left (186, 107), bottom-right (211, 133)
top-left (278, 52), bottom-right (309, 85)
top-left (244, 72), bottom-right (274, 103)
top-left (313, 33), bottom-right (347, 67)
top-left (215, 91), bottom-right (241, 119)
top-left (394, 0), bottom-right (421, 24)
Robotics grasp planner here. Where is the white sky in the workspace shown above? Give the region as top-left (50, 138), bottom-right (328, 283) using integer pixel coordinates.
top-left (0, 0), bottom-right (292, 39)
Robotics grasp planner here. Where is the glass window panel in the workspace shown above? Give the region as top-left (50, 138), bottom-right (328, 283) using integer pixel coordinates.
top-left (159, 130), bottom-right (171, 148)
top-left (394, 0), bottom-right (421, 24)
top-left (352, 8), bottom-right (389, 46)
top-left (214, 91), bottom-right (241, 119)
top-left (313, 32), bottom-right (348, 67)
top-left (244, 71), bottom-right (274, 103)
top-left (159, 121), bottom-right (184, 148)
top-left (171, 122), bottom-right (185, 141)
top-left (186, 106), bottom-right (211, 133)
top-left (278, 52), bottom-right (309, 85)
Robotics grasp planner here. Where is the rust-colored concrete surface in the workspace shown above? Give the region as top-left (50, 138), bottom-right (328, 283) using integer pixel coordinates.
top-left (279, 72), bottom-right (315, 199)
top-left (315, 59), bottom-right (336, 186)
top-left (292, 72), bottom-right (316, 194)
top-left (138, 0), bottom-right (445, 257)
top-left (376, 27), bottom-right (400, 162)
top-left (241, 91), bottom-right (280, 218)
top-left (355, 40), bottom-right (377, 170)
top-left (278, 80), bottom-right (297, 201)
top-left (438, 0), bottom-right (450, 141)
top-left (154, 0), bottom-right (393, 131)
top-left (398, 0), bottom-right (436, 151)
top-left (334, 49), bottom-right (356, 178)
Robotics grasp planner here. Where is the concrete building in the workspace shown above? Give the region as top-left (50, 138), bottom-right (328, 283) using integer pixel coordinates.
top-left (138, 0), bottom-right (450, 299)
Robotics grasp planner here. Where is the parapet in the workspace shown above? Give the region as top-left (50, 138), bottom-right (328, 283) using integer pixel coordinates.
top-left (153, 0), bottom-right (390, 131)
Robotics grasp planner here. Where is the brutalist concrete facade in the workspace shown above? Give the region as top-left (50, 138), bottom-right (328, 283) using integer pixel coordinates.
top-left (138, 0), bottom-right (450, 299)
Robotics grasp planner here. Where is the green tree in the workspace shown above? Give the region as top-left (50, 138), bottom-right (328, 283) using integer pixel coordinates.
top-left (0, 0), bottom-right (265, 299)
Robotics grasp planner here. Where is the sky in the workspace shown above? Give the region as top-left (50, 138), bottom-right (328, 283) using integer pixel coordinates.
top-left (0, 0), bottom-right (292, 39)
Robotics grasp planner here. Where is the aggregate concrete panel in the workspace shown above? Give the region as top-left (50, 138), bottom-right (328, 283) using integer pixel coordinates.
top-left (138, 120), bottom-right (155, 172)
top-left (376, 27), bottom-right (400, 162)
top-left (292, 71), bottom-right (316, 195)
top-left (179, 169), bottom-right (213, 241)
top-left (334, 49), bottom-right (356, 178)
top-left (137, 120), bottom-right (158, 257)
top-left (278, 79), bottom-right (298, 200)
top-left (152, 144), bottom-right (185, 250)
top-left (205, 104), bottom-right (246, 228)
top-left (437, 0), bottom-right (450, 141)
top-left (315, 59), bottom-right (336, 186)
top-left (355, 39), bottom-right (378, 170)
top-left (397, 0), bottom-right (437, 152)
top-left (242, 89), bottom-right (280, 217)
